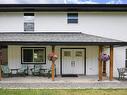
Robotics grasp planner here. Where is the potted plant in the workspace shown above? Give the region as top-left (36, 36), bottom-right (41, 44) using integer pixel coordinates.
top-left (48, 52), bottom-right (58, 62)
top-left (100, 53), bottom-right (110, 62)
top-left (100, 53), bottom-right (110, 76)
top-left (47, 52), bottom-right (58, 78)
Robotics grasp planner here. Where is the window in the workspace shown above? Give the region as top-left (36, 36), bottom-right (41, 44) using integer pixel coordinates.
top-left (24, 13), bottom-right (34, 31)
top-left (21, 47), bottom-right (46, 64)
top-left (75, 51), bottom-right (82, 57)
top-left (67, 13), bottom-right (78, 24)
top-left (125, 49), bottom-right (127, 68)
top-left (64, 51), bottom-right (71, 57)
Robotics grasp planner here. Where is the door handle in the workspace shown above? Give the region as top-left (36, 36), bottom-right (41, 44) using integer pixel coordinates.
top-left (71, 61), bottom-right (75, 67)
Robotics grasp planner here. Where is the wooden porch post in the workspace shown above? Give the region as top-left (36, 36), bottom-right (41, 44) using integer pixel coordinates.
top-left (51, 45), bottom-right (55, 81)
top-left (98, 46), bottom-right (102, 81)
top-left (0, 46), bottom-right (2, 81)
top-left (109, 45), bottom-right (113, 81)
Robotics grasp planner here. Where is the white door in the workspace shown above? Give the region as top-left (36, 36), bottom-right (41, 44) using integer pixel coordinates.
top-left (62, 49), bottom-right (85, 75)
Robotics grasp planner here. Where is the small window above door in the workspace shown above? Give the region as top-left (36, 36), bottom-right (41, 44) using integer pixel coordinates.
top-left (75, 51), bottom-right (82, 57)
top-left (64, 51), bottom-right (71, 57)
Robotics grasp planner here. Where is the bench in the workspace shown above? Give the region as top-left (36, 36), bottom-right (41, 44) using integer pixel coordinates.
top-left (117, 68), bottom-right (127, 80)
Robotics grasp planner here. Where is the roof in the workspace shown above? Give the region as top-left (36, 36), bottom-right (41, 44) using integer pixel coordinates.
top-left (0, 32), bottom-right (125, 46)
top-left (0, 4), bottom-right (127, 12)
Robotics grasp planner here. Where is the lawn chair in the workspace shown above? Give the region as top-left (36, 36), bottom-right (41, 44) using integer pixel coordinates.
top-left (31, 65), bottom-right (41, 76)
top-left (1, 64), bottom-right (12, 77)
top-left (47, 69), bottom-right (51, 78)
top-left (17, 64), bottom-right (28, 76)
top-left (117, 68), bottom-right (126, 80)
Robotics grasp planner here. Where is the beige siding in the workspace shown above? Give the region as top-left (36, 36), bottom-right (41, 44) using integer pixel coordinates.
top-left (0, 12), bottom-right (23, 32)
top-left (8, 45), bottom-right (99, 75)
top-left (86, 46), bottom-right (98, 75)
top-left (8, 45), bottom-right (21, 69)
top-left (8, 45), bottom-right (126, 77)
top-left (113, 47), bottom-right (126, 77)
top-left (35, 12), bottom-right (127, 41)
top-left (0, 12), bottom-right (127, 41)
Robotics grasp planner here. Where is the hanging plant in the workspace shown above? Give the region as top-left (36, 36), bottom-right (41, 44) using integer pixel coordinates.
top-left (48, 52), bottom-right (58, 62)
top-left (100, 53), bottom-right (110, 62)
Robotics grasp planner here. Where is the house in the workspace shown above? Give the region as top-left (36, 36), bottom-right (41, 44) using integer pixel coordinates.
top-left (0, 4), bottom-right (127, 81)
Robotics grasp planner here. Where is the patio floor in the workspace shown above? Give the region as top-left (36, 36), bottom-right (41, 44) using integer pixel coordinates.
top-left (0, 75), bottom-right (118, 83)
top-left (0, 75), bottom-right (127, 89)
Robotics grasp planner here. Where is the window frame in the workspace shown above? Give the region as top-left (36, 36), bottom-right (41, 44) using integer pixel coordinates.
top-left (67, 13), bottom-right (78, 24)
top-left (75, 51), bottom-right (83, 57)
top-left (24, 13), bottom-right (34, 32)
top-left (64, 51), bottom-right (71, 57)
top-left (24, 22), bottom-right (34, 31)
top-left (21, 47), bottom-right (46, 64)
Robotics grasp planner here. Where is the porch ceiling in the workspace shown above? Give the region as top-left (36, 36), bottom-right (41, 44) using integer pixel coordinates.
top-left (0, 32), bottom-right (126, 46)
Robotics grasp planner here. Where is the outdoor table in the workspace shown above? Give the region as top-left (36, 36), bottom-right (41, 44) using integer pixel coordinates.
top-left (11, 69), bottom-right (18, 76)
top-left (40, 68), bottom-right (47, 72)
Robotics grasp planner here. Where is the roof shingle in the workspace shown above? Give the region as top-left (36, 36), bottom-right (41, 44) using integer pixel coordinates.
top-left (0, 32), bottom-right (121, 42)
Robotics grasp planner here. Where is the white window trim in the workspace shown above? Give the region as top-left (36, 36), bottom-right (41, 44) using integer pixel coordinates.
top-left (22, 47), bottom-right (46, 64)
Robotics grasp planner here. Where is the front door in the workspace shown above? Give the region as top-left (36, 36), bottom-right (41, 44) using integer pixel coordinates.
top-left (61, 49), bottom-right (85, 75)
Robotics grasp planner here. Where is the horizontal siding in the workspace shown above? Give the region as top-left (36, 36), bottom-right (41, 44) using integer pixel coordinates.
top-left (8, 45), bottom-right (99, 75)
top-left (8, 45), bottom-right (126, 77)
top-left (0, 12), bottom-right (127, 41)
top-left (113, 46), bottom-right (126, 77)
top-left (0, 12), bottom-right (23, 32)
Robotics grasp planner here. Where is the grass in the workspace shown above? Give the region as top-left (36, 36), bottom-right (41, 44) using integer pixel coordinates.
top-left (0, 89), bottom-right (127, 95)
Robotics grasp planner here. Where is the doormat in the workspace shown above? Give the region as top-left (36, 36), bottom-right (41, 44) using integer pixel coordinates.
top-left (62, 74), bottom-right (78, 77)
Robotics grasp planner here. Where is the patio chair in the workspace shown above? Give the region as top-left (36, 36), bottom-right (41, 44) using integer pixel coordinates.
top-left (38, 65), bottom-right (50, 77)
top-left (1, 64), bottom-right (12, 77)
top-left (47, 69), bottom-right (52, 78)
top-left (117, 68), bottom-right (126, 80)
top-left (17, 64), bottom-right (28, 76)
top-left (31, 65), bottom-right (41, 76)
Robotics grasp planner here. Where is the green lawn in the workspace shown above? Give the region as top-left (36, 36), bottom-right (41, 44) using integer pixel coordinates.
top-left (0, 89), bottom-right (127, 95)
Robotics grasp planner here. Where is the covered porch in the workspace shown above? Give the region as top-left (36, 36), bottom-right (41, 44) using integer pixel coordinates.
top-left (0, 75), bottom-right (119, 84)
top-left (0, 32), bottom-right (126, 81)
top-left (0, 75), bottom-right (100, 83)
top-left (0, 76), bottom-right (124, 89)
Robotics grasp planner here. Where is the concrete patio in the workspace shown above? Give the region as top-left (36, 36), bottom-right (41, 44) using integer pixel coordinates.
top-left (0, 75), bottom-right (127, 89)
top-left (0, 75), bottom-right (101, 83)
top-left (0, 75), bottom-right (120, 83)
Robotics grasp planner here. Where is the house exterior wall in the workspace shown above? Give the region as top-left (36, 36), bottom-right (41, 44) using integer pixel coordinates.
top-left (35, 12), bottom-right (127, 41)
top-left (113, 46), bottom-right (126, 77)
top-left (100, 46), bottom-right (126, 78)
top-left (0, 11), bottom-right (127, 78)
top-left (8, 45), bottom-right (98, 75)
top-left (0, 12), bottom-right (24, 32)
top-left (0, 12), bottom-right (127, 41)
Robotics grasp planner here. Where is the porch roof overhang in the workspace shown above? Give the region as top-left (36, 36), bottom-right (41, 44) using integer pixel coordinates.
top-left (0, 4), bottom-right (127, 12)
top-left (0, 32), bottom-right (126, 46)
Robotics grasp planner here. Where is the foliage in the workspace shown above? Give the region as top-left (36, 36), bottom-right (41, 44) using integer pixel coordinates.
top-left (48, 52), bottom-right (58, 61)
top-left (100, 53), bottom-right (110, 62)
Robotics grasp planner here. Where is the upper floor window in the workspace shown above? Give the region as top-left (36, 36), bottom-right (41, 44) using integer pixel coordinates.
top-left (67, 13), bottom-right (78, 24)
top-left (24, 13), bottom-right (34, 31)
